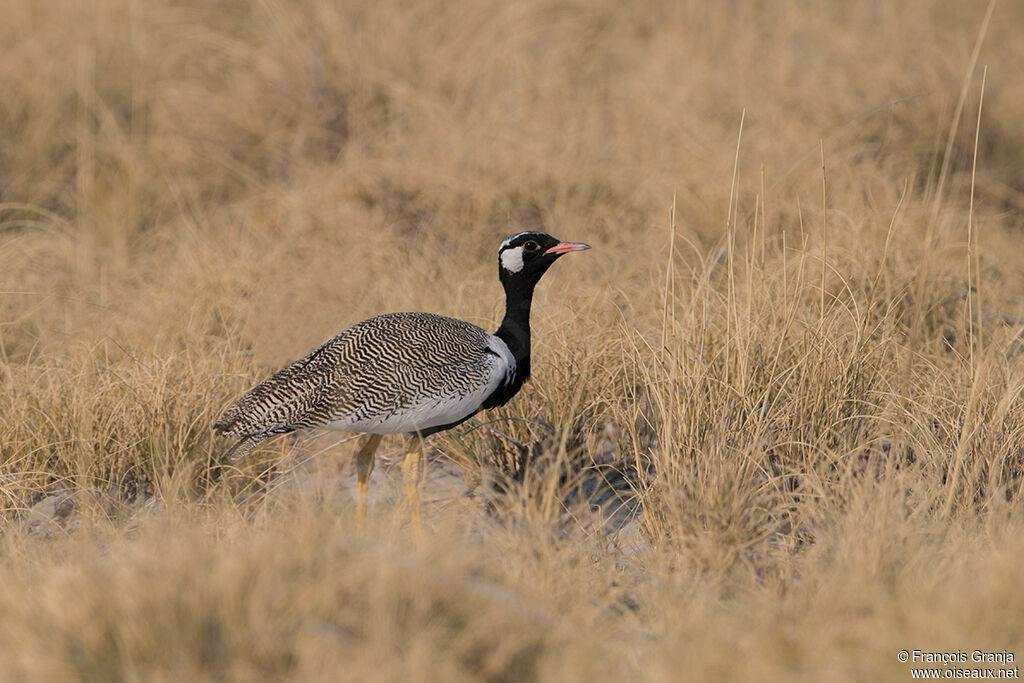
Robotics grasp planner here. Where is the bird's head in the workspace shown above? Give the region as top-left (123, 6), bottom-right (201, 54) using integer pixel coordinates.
top-left (497, 231), bottom-right (590, 289)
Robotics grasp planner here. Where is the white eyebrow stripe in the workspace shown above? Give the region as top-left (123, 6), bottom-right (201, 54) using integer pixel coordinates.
top-left (501, 231), bottom-right (545, 252)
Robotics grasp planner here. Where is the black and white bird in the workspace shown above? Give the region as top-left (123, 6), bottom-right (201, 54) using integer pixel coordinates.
top-left (214, 231), bottom-right (590, 529)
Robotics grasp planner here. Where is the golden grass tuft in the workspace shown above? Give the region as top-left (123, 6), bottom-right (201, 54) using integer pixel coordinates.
top-left (2, 0), bottom-right (1024, 679)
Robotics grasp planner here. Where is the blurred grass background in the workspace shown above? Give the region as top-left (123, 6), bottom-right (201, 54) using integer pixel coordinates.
top-left (1, 0), bottom-right (1023, 679)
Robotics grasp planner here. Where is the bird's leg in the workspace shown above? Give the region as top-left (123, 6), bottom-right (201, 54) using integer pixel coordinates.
top-left (402, 434), bottom-right (425, 535)
top-left (355, 433), bottom-right (383, 530)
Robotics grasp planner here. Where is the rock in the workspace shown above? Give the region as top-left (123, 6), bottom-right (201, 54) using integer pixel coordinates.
top-left (25, 488), bottom-right (76, 537)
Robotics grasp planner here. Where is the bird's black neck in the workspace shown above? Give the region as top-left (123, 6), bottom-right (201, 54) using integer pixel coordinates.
top-left (495, 278), bottom-right (535, 368)
top-left (491, 277), bottom-right (537, 403)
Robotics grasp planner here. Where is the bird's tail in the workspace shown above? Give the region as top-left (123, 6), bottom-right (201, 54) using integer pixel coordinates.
top-left (222, 432), bottom-right (269, 461)
top-left (217, 425), bottom-right (297, 461)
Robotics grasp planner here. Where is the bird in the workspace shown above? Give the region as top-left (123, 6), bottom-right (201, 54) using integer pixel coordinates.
top-left (213, 231), bottom-right (590, 530)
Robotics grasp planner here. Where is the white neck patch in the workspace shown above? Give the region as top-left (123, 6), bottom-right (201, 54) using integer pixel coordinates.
top-left (500, 246), bottom-right (525, 273)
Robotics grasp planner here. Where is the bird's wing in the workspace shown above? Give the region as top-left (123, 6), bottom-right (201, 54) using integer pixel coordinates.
top-left (328, 338), bottom-right (513, 434)
top-left (214, 312), bottom-right (514, 438)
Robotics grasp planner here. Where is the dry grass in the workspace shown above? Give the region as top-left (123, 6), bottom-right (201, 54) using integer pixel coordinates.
top-left (2, 0), bottom-right (1024, 680)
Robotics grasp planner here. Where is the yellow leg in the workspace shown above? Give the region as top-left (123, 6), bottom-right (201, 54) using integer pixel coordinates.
top-left (402, 435), bottom-right (425, 535)
top-left (355, 433), bottom-right (383, 530)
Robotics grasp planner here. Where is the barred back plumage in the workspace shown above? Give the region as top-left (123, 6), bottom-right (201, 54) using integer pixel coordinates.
top-left (214, 312), bottom-right (515, 457)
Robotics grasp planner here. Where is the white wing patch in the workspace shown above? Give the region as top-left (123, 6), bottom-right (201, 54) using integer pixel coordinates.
top-left (500, 246), bottom-right (524, 273)
top-left (324, 335), bottom-right (516, 435)
top-left (486, 334), bottom-right (516, 386)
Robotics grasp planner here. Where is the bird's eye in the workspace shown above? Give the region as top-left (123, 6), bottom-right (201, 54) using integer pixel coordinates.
top-left (523, 240), bottom-right (540, 252)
